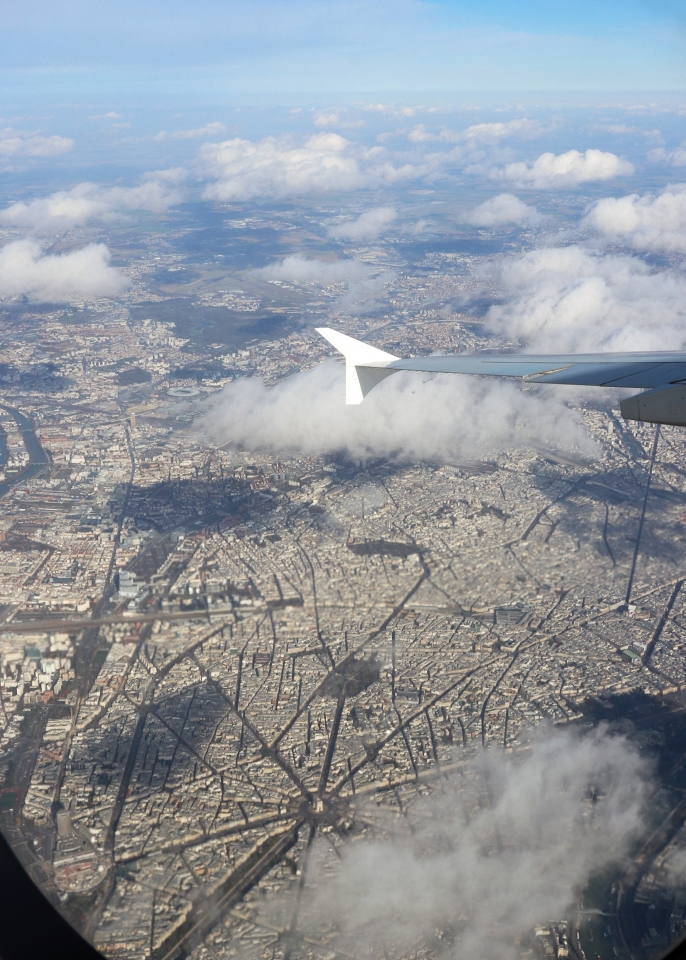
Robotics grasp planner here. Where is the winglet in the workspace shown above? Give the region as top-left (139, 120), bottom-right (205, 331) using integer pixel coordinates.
top-left (316, 327), bottom-right (399, 404)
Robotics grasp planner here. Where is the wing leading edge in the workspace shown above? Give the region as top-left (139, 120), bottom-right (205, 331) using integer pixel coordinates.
top-left (316, 327), bottom-right (686, 427)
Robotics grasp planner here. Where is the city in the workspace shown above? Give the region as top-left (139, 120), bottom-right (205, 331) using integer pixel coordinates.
top-left (0, 204), bottom-right (686, 959)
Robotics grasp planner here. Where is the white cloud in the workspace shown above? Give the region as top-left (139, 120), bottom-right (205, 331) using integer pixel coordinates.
top-left (605, 124), bottom-right (659, 138)
top-left (328, 206), bottom-right (397, 240)
top-left (0, 240), bottom-right (130, 302)
top-left (583, 184), bottom-right (686, 254)
top-left (491, 149), bottom-right (634, 188)
top-left (409, 118), bottom-right (542, 144)
top-left (648, 142), bottom-right (686, 167)
top-left (402, 218), bottom-right (430, 234)
top-left (363, 103), bottom-right (419, 117)
top-left (155, 121), bottom-right (227, 141)
top-left (662, 841), bottom-right (686, 888)
top-left (198, 133), bottom-right (416, 201)
top-left (250, 255), bottom-right (393, 313)
top-left (204, 357), bottom-right (594, 461)
top-left (195, 128), bottom-right (584, 204)
top-left (408, 123), bottom-right (436, 143)
top-left (297, 727), bottom-right (648, 960)
top-left (0, 171), bottom-right (184, 234)
top-left (0, 128), bottom-right (73, 159)
top-left (199, 133), bottom-right (363, 200)
top-left (466, 119), bottom-right (541, 140)
top-left (251, 256), bottom-right (370, 284)
top-left (487, 245), bottom-right (686, 353)
top-left (313, 112), bottom-right (340, 127)
top-left (313, 111), bottom-right (365, 129)
top-left (466, 193), bottom-right (544, 228)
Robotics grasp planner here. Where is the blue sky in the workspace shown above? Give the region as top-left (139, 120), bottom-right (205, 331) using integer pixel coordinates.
top-left (1, 0), bottom-right (685, 107)
top-left (4, 1), bottom-right (686, 389)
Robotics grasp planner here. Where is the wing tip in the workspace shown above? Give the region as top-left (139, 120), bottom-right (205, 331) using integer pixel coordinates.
top-left (316, 327), bottom-right (399, 403)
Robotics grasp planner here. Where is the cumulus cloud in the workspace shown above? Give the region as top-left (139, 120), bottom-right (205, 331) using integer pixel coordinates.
top-left (410, 118), bottom-right (542, 144)
top-left (293, 727), bottom-right (648, 960)
top-left (199, 133), bottom-right (365, 200)
top-left (466, 194), bottom-right (544, 228)
top-left (0, 240), bottom-right (130, 302)
top-left (491, 149), bottom-right (634, 188)
top-left (487, 245), bottom-right (686, 353)
top-left (204, 359), bottom-right (595, 461)
top-left (407, 124), bottom-right (437, 143)
top-left (0, 171), bottom-right (184, 234)
top-left (583, 184), bottom-right (686, 254)
top-left (363, 103), bottom-right (420, 117)
top-left (155, 121), bottom-right (227, 141)
top-left (328, 206), bottom-right (397, 240)
top-left (649, 144), bottom-right (686, 167)
top-left (463, 119), bottom-right (543, 142)
top-left (313, 111), bottom-right (365, 129)
top-left (198, 133), bottom-right (416, 201)
top-left (0, 128), bottom-right (73, 159)
top-left (195, 128), bottom-right (590, 203)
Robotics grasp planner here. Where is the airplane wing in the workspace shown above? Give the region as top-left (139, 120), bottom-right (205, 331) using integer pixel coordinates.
top-left (316, 327), bottom-right (686, 427)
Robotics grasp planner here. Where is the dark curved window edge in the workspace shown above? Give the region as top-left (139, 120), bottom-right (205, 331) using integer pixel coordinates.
top-left (0, 828), bottom-right (102, 960)
top-left (0, 826), bottom-right (686, 960)
top-left (669, 939), bottom-right (686, 960)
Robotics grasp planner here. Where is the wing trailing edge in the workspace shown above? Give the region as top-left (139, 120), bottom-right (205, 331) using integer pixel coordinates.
top-left (316, 327), bottom-right (399, 404)
top-left (317, 327), bottom-right (686, 426)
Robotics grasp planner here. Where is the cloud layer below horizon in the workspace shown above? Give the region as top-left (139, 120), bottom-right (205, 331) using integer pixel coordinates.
top-left (196, 131), bottom-right (634, 200)
top-left (0, 171), bottom-right (184, 234)
top-left (0, 127), bottom-right (74, 162)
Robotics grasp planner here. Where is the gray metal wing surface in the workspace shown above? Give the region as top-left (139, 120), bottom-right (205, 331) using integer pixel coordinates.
top-left (386, 353), bottom-right (686, 389)
top-left (316, 327), bottom-right (686, 427)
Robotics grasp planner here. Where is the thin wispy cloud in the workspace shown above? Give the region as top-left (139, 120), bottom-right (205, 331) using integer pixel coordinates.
top-left (1, 0), bottom-right (683, 94)
top-left (155, 121), bottom-right (227, 141)
top-left (251, 256), bottom-right (370, 284)
top-left (250, 255), bottom-right (394, 313)
top-left (313, 111), bottom-right (365, 129)
top-left (409, 118), bottom-right (542, 144)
